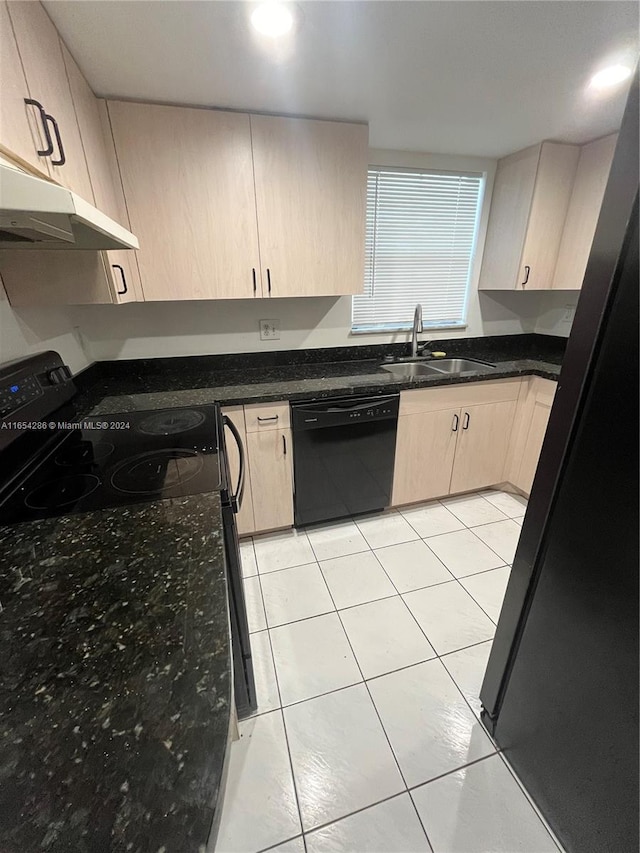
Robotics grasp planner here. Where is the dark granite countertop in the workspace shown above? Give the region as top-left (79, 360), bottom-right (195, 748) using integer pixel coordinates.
top-left (0, 493), bottom-right (230, 853)
top-left (75, 334), bottom-right (565, 416)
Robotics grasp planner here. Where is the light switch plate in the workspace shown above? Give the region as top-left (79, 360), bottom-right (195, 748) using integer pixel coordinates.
top-left (562, 304), bottom-right (575, 323)
top-left (259, 319), bottom-right (280, 340)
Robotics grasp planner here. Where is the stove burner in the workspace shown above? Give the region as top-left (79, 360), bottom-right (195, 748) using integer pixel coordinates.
top-left (55, 440), bottom-right (115, 467)
top-left (137, 409), bottom-right (206, 436)
top-left (25, 474), bottom-right (101, 510)
top-left (109, 449), bottom-right (204, 495)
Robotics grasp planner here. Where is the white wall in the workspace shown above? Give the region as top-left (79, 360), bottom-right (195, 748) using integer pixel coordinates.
top-left (0, 283), bottom-right (90, 373)
top-left (534, 291), bottom-right (580, 337)
top-left (72, 289), bottom-right (570, 361)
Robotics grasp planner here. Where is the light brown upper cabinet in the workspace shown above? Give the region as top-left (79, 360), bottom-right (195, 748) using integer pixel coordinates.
top-left (107, 104), bottom-right (368, 301)
top-left (62, 51), bottom-right (142, 303)
top-left (6, 1), bottom-right (93, 200)
top-left (0, 0), bottom-right (49, 175)
top-left (250, 115), bottom-right (369, 297)
top-left (552, 134), bottom-right (618, 291)
top-left (108, 101), bottom-right (261, 301)
top-left (0, 49), bottom-right (142, 308)
top-left (478, 142), bottom-right (580, 291)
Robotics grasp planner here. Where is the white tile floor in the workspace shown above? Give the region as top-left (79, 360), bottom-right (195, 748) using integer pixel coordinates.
top-left (215, 490), bottom-right (564, 853)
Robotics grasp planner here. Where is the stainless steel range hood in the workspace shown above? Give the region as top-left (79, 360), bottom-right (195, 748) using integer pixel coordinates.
top-left (0, 163), bottom-right (139, 250)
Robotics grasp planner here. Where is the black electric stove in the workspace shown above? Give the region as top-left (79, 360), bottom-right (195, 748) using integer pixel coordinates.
top-left (0, 404), bottom-right (223, 525)
top-left (0, 351), bottom-right (256, 719)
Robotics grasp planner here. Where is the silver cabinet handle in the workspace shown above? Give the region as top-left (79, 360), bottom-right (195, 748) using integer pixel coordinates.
top-left (282, 434), bottom-right (287, 455)
top-left (462, 412), bottom-right (470, 430)
top-left (257, 415), bottom-right (278, 422)
top-left (452, 414), bottom-right (459, 432)
top-left (521, 265), bottom-right (531, 288)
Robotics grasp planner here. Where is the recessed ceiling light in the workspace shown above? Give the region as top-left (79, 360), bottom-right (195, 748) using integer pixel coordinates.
top-left (589, 64), bottom-right (632, 91)
top-left (251, 3), bottom-right (294, 37)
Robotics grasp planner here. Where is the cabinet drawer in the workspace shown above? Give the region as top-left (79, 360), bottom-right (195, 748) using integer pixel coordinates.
top-left (399, 378), bottom-right (522, 416)
top-left (244, 402), bottom-right (290, 432)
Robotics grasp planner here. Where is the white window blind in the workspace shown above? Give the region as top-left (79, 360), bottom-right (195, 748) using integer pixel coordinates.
top-left (353, 167), bottom-right (484, 332)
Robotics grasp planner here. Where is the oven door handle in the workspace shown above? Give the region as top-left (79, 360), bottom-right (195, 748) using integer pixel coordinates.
top-left (223, 415), bottom-right (245, 514)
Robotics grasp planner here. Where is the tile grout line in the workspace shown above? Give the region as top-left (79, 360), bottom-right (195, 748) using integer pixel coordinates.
top-left (268, 750), bottom-right (509, 847)
top-left (405, 490), bottom-right (522, 567)
top-left (253, 629), bottom-right (502, 717)
top-left (304, 536), bottom-right (421, 834)
top-left (254, 561), bottom-right (308, 851)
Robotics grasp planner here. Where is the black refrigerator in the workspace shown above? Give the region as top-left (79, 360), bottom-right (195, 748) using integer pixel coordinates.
top-left (479, 74), bottom-right (639, 853)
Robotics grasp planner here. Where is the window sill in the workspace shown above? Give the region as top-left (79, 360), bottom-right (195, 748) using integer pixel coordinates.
top-left (350, 324), bottom-right (468, 336)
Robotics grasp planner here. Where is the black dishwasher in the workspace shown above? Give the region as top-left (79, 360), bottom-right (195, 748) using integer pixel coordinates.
top-left (291, 394), bottom-right (400, 526)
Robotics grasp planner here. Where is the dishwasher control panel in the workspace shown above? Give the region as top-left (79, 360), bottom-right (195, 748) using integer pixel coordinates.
top-left (346, 404), bottom-right (395, 419)
top-left (291, 394), bottom-right (400, 431)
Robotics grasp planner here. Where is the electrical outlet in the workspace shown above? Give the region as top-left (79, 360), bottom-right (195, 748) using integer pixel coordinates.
top-left (562, 304), bottom-right (575, 324)
top-left (259, 319), bottom-right (280, 340)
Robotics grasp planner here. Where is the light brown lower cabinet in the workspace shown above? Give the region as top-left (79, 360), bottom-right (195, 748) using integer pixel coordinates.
top-left (391, 379), bottom-right (521, 506)
top-left (392, 408), bottom-right (460, 505)
top-left (504, 377), bottom-right (557, 495)
top-left (449, 399), bottom-right (518, 493)
top-left (221, 406), bottom-right (256, 537)
top-left (246, 427), bottom-right (294, 533)
top-left (231, 378), bottom-right (555, 535)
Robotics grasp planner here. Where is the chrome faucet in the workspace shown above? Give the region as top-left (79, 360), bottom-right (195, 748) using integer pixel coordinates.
top-left (411, 304), bottom-right (423, 358)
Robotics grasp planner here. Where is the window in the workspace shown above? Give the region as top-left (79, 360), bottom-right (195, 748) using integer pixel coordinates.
top-left (352, 167), bottom-right (484, 332)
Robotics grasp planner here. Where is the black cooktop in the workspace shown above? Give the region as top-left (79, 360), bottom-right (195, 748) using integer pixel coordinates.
top-left (0, 405), bottom-right (224, 525)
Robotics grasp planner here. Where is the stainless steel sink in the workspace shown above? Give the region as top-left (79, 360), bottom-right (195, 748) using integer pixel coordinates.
top-left (427, 358), bottom-right (496, 374)
top-left (381, 357), bottom-right (495, 378)
top-left (381, 361), bottom-right (445, 378)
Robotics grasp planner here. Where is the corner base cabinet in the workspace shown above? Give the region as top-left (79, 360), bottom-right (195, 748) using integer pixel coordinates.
top-left (504, 377), bottom-right (557, 495)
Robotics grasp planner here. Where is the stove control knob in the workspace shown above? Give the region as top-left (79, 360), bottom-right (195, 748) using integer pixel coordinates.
top-left (48, 366), bottom-right (71, 385)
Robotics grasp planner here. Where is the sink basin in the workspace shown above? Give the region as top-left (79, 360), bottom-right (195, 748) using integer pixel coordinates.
top-left (381, 357), bottom-right (496, 378)
top-left (381, 361), bottom-right (445, 378)
top-left (427, 358), bottom-right (496, 375)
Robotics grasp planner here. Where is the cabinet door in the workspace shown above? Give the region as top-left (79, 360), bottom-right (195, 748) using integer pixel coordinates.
top-left (478, 145), bottom-right (540, 291)
top-left (519, 142), bottom-right (580, 290)
top-left (391, 408), bottom-right (460, 506)
top-left (108, 100), bottom-right (260, 301)
top-left (222, 407), bottom-right (256, 536)
top-left (0, 1), bottom-right (48, 175)
top-left (515, 399), bottom-right (553, 495)
top-left (247, 428), bottom-right (293, 533)
top-left (552, 134), bottom-right (618, 291)
top-left (507, 377), bottom-right (557, 495)
top-left (62, 49), bottom-right (142, 303)
top-left (251, 115), bottom-right (368, 297)
top-left (450, 400), bottom-right (517, 494)
top-left (8, 1), bottom-right (92, 199)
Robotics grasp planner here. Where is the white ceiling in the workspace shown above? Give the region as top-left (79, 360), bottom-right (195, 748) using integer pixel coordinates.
top-left (44, 0), bottom-right (638, 157)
